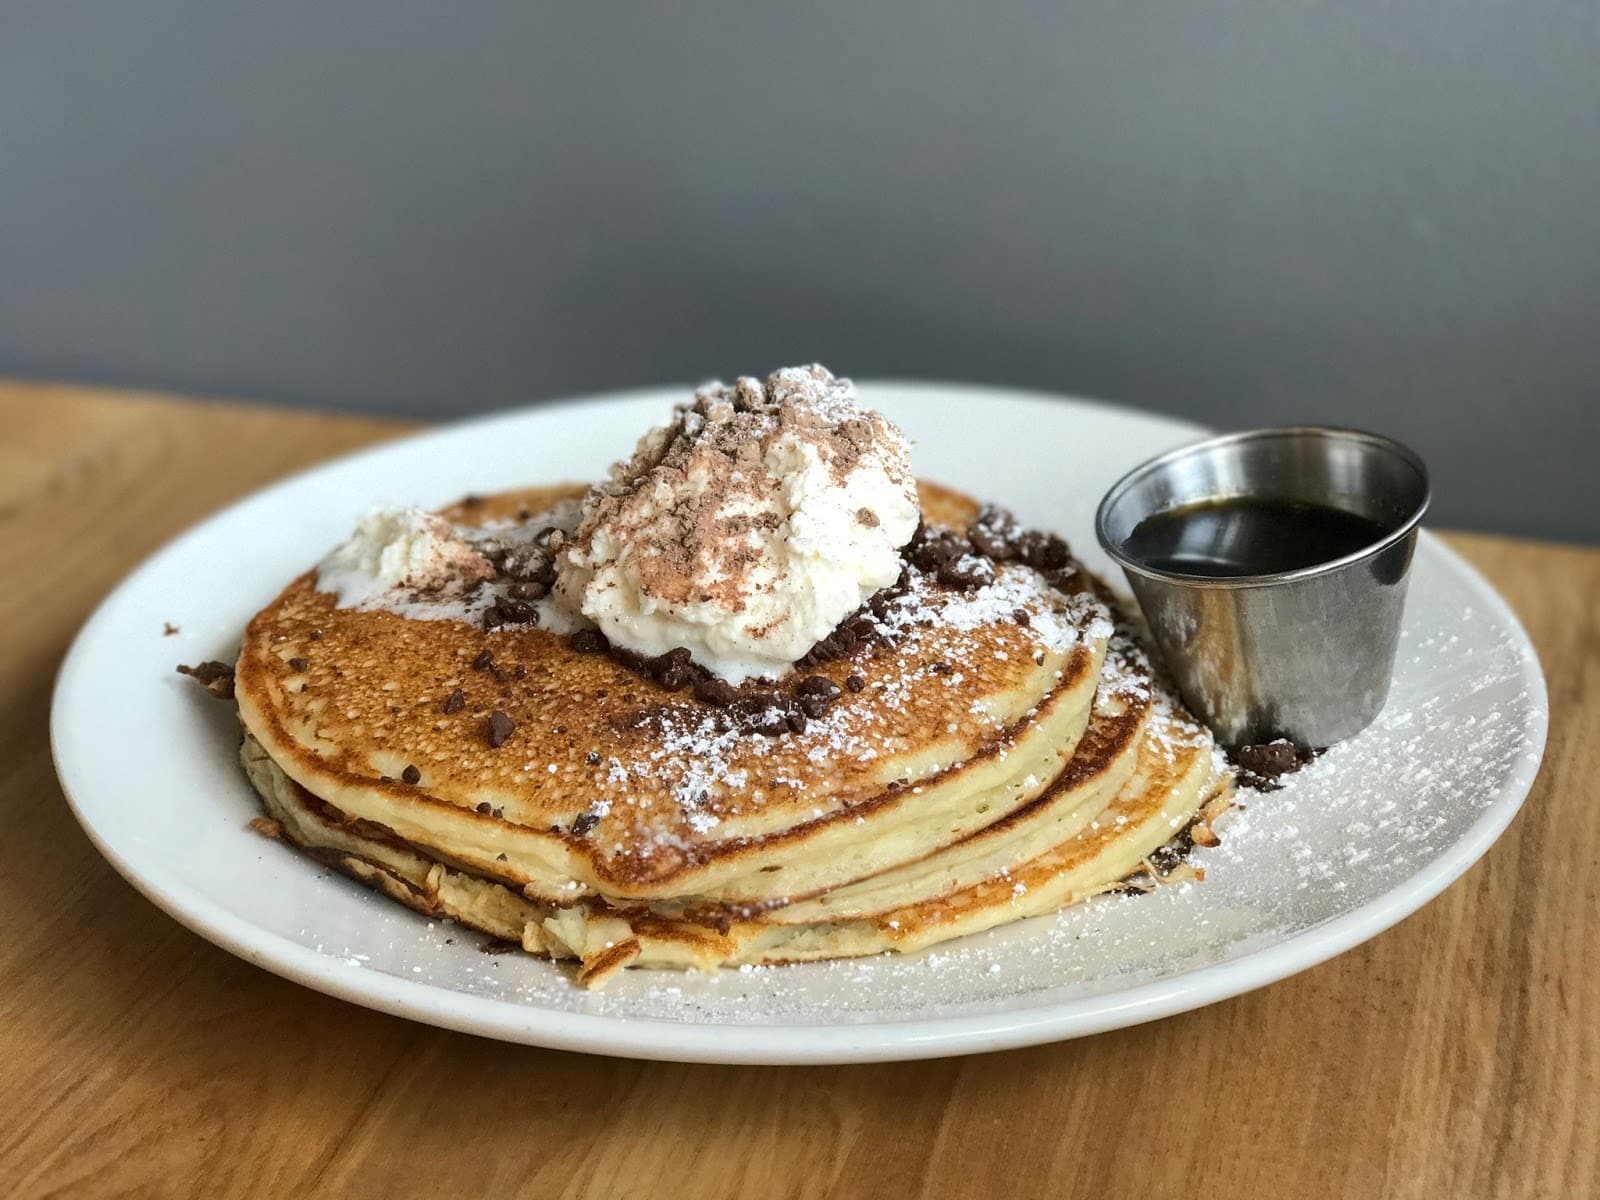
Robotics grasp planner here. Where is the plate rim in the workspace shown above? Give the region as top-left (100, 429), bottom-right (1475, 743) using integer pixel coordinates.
top-left (50, 384), bottom-right (1549, 1064)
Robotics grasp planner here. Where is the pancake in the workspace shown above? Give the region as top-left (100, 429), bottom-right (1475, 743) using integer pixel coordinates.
top-left (234, 482), bottom-right (1114, 908)
top-left (233, 478), bottom-right (1232, 987)
top-left (242, 666), bottom-right (1226, 983)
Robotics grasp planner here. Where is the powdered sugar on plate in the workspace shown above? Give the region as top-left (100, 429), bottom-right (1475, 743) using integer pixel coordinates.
top-left (310, 553), bottom-right (1541, 1026)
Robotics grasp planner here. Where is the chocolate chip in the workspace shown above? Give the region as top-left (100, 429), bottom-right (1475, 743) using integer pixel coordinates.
top-left (497, 597), bottom-right (537, 625)
top-left (796, 674), bottom-right (838, 698)
top-left (514, 663), bottom-right (527, 679)
top-left (496, 852), bottom-right (508, 862)
top-left (401, 764), bottom-right (421, 785)
top-left (909, 529), bottom-right (969, 572)
top-left (444, 688), bottom-right (466, 714)
top-left (486, 710), bottom-right (514, 748)
top-left (461, 493), bottom-right (485, 508)
top-left (162, 622), bottom-right (179, 637)
top-left (176, 660), bottom-right (235, 700)
top-left (492, 807), bottom-right (503, 819)
top-left (795, 675), bottom-right (842, 718)
top-left (937, 555), bottom-right (995, 590)
top-left (472, 649), bottom-right (495, 671)
top-left (492, 666), bottom-right (511, 683)
top-left (967, 504), bottom-right (1022, 560)
top-left (509, 580), bottom-right (548, 601)
top-left (929, 660), bottom-right (954, 675)
top-left (733, 696), bottom-right (790, 737)
top-left (845, 673), bottom-right (866, 692)
top-left (658, 664), bottom-right (693, 691)
top-left (1231, 739), bottom-right (1306, 782)
top-left (585, 751), bottom-right (602, 766)
top-left (570, 629), bottom-right (609, 654)
top-left (693, 677), bottom-right (741, 708)
top-left (967, 526), bottom-right (1006, 559)
top-left (476, 801), bottom-right (493, 814)
top-left (309, 629), bottom-right (323, 640)
top-left (1016, 531), bottom-right (1070, 570)
top-left (855, 507), bottom-right (879, 527)
top-left (1013, 608), bottom-right (1032, 626)
top-left (287, 657), bottom-right (309, 672)
top-left (570, 812), bottom-right (600, 837)
top-left (797, 692), bottom-right (832, 720)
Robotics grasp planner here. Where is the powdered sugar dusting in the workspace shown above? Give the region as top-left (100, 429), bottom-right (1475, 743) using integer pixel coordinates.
top-left (577, 562), bottom-right (1114, 847)
top-left (301, 544), bottom-right (1543, 1031)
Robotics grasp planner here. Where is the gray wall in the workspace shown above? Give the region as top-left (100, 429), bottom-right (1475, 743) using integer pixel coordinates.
top-left (3, 3), bottom-right (1598, 541)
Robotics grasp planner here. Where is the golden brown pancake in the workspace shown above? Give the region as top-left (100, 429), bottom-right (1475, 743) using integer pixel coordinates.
top-left (242, 673), bottom-right (1224, 983)
top-left (235, 482), bottom-right (1115, 908)
top-left (233, 480), bottom-right (1231, 986)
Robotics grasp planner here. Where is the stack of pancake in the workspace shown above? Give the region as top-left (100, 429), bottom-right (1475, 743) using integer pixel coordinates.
top-left (234, 481), bottom-right (1231, 987)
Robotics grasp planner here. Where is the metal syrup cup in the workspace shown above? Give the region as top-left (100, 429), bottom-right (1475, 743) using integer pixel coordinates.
top-left (1095, 426), bottom-right (1430, 748)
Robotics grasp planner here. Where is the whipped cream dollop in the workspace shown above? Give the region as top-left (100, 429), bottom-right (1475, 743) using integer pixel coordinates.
top-left (316, 506), bottom-right (495, 609)
top-left (556, 365), bottom-right (921, 682)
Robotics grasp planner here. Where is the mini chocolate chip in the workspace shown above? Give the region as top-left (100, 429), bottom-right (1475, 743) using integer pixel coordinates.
top-left (461, 493), bottom-right (485, 507)
top-left (570, 629), bottom-right (609, 654)
top-left (1016, 531), bottom-right (1071, 570)
top-left (287, 657), bottom-right (309, 672)
top-left (570, 812), bottom-right (601, 837)
top-left (514, 663), bottom-right (527, 679)
top-left (444, 688), bottom-right (466, 714)
top-left (937, 555), bottom-right (995, 589)
top-left (401, 764), bottom-right (421, 785)
top-left (693, 677), bottom-right (741, 708)
top-left (497, 597), bottom-right (537, 624)
top-left (309, 630), bottom-right (323, 640)
top-left (650, 647), bottom-right (694, 672)
top-left (496, 852), bottom-right (508, 862)
top-left (658, 664), bottom-right (692, 691)
top-left (492, 807), bottom-right (503, 819)
top-left (1232, 739), bottom-right (1304, 779)
top-left (929, 660), bottom-right (954, 675)
top-left (856, 507), bottom-right (879, 527)
top-left (797, 692), bottom-right (833, 720)
top-left (476, 802), bottom-right (492, 814)
top-left (733, 696), bottom-right (790, 737)
top-left (909, 530), bottom-right (968, 572)
top-left (585, 751), bottom-right (602, 766)
top-left (509, 580), bottom-right (548, 600)
top-left (472, 649), bottom-right (495, 670)
top-left (1013, 608), bottom-right (1032, 626)
top-left (493, 666), bottom-right (511, 682)
top-left (968, 525), bottom-right (1010, 559)
top-left (486, 710), bottom-right (514, 748)
top-left (845, 674), bottom-right (866, 692)
top-left (796, 674), bottom-right (840, 698)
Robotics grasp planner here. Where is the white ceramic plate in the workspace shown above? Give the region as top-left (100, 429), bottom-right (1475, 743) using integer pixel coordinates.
top-left (52, 383), bottom-right (1547, 1064)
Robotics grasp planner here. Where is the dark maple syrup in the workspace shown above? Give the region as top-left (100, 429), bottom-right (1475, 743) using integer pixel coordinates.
top-left (1123, 496), bottom-right (1392, 578)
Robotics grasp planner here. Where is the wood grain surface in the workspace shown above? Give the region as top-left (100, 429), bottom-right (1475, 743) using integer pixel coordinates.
top-left (0, 380), bottom-right (1594, 1199)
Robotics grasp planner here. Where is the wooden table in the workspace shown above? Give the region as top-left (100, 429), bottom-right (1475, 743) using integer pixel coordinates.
top-left (1, 380), bottom-right (1594, 1199)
